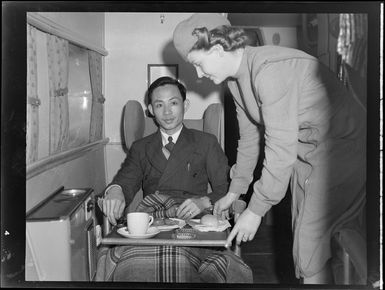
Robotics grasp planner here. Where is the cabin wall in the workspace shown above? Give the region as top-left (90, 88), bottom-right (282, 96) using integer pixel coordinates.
top-left (26, 13), bottom-right (106, 212)
top-left (26, 149), bottom-right (106, 212)
top-left (35, 12), bottom-right (105, 49)
top-left (104, 13), bottom-right (223, 183)
top-left (25, 12), bottom-right (343, 211)
top-left (229, 13), bottom-right (301, 49)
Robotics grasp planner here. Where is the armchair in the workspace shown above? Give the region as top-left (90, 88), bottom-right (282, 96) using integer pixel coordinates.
top-left (121, 100), bottom-right (224, 212)
top-left (102, 100), bottom-right (244, 254)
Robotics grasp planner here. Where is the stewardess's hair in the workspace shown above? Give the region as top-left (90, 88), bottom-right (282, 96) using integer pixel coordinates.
top-left (191, 25), bottom-right (249, 52)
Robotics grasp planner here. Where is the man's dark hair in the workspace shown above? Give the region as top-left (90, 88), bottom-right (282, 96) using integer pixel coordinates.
top-left (147, 76), bottom-right (186, 105)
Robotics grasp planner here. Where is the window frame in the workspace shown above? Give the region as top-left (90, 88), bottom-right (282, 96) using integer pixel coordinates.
top-left (26, 13), bottom-right (108, 179)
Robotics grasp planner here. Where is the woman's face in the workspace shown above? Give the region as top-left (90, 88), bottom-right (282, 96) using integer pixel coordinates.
top-left (187, 47), bottom-right (229, 84)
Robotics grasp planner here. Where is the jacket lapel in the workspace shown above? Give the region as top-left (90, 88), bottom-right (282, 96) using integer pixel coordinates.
top-left (158, 126), bottom-right (196, 186)
top-left (145, 131), bottom-right (168, 173)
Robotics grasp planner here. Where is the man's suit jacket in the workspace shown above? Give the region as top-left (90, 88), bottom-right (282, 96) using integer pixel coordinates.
top-left (110, 125), bottom-right (230, 206)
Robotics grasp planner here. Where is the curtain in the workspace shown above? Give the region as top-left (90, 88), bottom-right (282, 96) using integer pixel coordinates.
top-left (88, 50), bottom-right (104, 142)
top-left (27, 24), bottom-right (39, 164)
top-left (47, 34), bottom-right (69, 154)
top-left (337, 14), bottom-right (367, 109)
top-left (337, 14), bottom-right (368, 78)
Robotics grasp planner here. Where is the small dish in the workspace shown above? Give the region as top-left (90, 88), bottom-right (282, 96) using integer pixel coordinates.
top-left (187, 219), bottom-right (231, 232)
top-left (155, 218), bottom-right (186, 231)
top-left (117, 226), bottom-right (160, 239)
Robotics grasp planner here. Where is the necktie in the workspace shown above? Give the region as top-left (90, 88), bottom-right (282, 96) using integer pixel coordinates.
top-left (165, 136), bottom-right (175, 153)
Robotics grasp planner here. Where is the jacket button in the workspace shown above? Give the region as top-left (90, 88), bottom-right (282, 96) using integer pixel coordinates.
top-left (305, 179), bottom-right (309, 184)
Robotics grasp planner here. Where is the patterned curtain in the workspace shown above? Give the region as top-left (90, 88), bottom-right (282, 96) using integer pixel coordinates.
top-left (337, 14), bottom-right (367, 109)
top-left (337, 14), bottom-right (368, 79)
top-left (27, 24), bottom-right (40, 164)
top-left (47, 34), bottom-right (69, 154)
top-left (88, 50), bottom-right (105, 142)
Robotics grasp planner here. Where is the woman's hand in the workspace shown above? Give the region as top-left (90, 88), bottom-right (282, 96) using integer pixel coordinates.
top-left (225, 208), bottom-right (262, 247)
top-left (102, 188), bottom-right (126, 226)
top-left (213, 192), bottom-right (240, 220)
top-left (176, 197), bottom-right (209, 219)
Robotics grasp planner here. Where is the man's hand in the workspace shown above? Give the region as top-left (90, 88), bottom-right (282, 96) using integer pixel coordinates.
top-left (213, 192), bottom-right (240, 220)
top-left (101, 187), bottom-right (126, 226)
top-left (176, 197), bottom-right (209, 219)
top-left (225, 208), bottom-right (262, 247)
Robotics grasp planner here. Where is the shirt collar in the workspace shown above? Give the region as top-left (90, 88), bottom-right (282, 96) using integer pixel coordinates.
top-left (160, 125), bottom-right (183, 146)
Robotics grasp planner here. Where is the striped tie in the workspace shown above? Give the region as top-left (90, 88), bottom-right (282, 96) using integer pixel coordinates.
top-left (165, 136), bottom-right (175, 153)
top-left (163, 136), bottom-right (175, 159)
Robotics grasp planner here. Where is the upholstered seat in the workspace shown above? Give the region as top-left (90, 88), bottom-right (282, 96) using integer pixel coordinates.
top-left (123, 100), bottom-right (224, 150)
top-left (101, 100), bottom-right (245, 258)
top-left (121, 100), bottom-right (225, 212)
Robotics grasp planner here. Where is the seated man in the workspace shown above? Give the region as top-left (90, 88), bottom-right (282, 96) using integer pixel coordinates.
top-left (95, 77), bottom-right (252, 283)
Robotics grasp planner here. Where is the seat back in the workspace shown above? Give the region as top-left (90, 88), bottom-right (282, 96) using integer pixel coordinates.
top-left (123, 100), bottom-right (224, 149)
top-left (122, 100), bottom-right (224, 211)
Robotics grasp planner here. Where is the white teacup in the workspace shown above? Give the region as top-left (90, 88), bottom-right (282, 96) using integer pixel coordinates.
top-left (126, 212), bottom-right (154, 235)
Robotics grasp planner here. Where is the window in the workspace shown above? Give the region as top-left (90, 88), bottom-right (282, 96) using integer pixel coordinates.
top-left (67, 44), bottom-right (93, 149)
top-left (27, 23), bottom-right (104, 172)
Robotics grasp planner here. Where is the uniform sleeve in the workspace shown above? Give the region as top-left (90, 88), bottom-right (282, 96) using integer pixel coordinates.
top-left (205, 135), bottom-right (230, 203)
top-left (248, 63), bottom-right (298, 217)
top-left (227, 82), bottom-right (261, 195)
top-left (108, 142), bottom-right (143, 206)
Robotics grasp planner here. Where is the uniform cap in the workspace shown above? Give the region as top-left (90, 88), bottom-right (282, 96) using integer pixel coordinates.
top-left (173, 13), bottom-right (231, 61)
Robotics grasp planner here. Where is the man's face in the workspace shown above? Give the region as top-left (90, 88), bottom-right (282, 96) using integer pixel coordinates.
top-left (148, 84), bottom-right (188, 135)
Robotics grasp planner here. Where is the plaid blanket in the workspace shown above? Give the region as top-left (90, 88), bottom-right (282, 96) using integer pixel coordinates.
top-left (136, 192), bottom-right (181, 218)
top-left (95, 245), bottom-right (252, 283)
top-left (95, 193), bottom-right (253, 283)
top-left (135, 191), bottom-right (213, 218)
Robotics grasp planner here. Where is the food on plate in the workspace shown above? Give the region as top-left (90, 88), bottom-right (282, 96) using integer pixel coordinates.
top-left (200, 214), bottom-right (219, 227)
top-left (153, 218), bottom-right (179, 227)
top-left (164, 218), bottom-right (179, 225)
top-left (153, 218), bottom-right (165, 226)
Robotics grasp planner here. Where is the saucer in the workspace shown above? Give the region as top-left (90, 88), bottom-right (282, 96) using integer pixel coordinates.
top-left (117, 226), bottom-right (160, 239)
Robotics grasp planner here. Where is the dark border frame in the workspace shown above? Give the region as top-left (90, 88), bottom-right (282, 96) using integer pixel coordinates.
top-left (2, 2), bottom-right (381, 288)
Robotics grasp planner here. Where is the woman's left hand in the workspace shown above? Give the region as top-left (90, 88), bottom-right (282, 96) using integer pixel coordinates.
top-left (176, 197), bottom-right (208, 219)
top-left (225, 208), bottom-right (262, 247)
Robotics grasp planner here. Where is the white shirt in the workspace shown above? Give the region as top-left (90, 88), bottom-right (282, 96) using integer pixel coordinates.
top-left (160, 125), bottom-right (183, 146)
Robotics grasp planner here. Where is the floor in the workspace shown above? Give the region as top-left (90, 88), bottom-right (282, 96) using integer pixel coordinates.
top-left (240, 223), bottom-right (299, 284)
top-left (239, 194), bottom-right (301, 285)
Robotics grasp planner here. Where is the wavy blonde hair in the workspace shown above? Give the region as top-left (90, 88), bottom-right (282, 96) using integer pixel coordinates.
top-left (191, 25), bottom-right (249, 52)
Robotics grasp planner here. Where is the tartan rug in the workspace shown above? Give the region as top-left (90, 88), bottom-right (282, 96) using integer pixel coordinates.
top-left (136, 192), bottom-right (181, 218)
top-left (95, 244), bottom-right (252, 283)
top-left (95, 192), bottom-right (253, 282)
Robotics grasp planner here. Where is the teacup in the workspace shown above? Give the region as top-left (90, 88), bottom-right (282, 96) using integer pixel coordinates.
top-left (126, 212), bottom-right (154, 235)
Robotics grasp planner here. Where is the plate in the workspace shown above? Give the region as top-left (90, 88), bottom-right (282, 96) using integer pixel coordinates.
top-left (117, 226), bottom-right (160, 239)
top-left (155, 218), bottom-right (186, 231)
top-left (187, 218), bottom-right (231, 232)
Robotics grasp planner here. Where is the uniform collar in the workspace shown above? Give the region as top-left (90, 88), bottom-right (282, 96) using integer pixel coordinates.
top-left (233, 46), bottom-right (251, 79)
